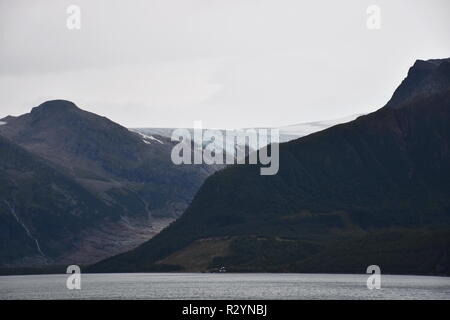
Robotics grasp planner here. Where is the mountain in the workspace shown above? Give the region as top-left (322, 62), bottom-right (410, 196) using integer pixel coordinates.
top-left (0, 100), bottom-right (219, 267)
top-left (90, 58), bottom-right (450, 275)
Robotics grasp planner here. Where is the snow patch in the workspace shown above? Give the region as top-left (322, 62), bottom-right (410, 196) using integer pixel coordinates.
top-left (137, 132), bottom-right (164, 144)
top-left (148, 135), bottom-right (164, 144)
top-left (0, 121), bottom-right (6, 126)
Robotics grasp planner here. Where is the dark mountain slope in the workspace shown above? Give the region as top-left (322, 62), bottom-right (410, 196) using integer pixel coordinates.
top-left (90, 59), bottom-right (450, 274)
top-left (0, 135), bottom-right (122, 264)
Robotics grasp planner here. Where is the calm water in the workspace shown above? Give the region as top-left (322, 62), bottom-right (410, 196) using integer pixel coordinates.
top-left (0, 273), bottom-right (449, 300)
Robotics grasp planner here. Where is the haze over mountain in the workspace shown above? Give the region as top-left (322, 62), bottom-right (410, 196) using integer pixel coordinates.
top-left (133, 114), bottom-right (362, 165)
top-left (134, 113), bottom-right (362, 152)
top-left (91, 58), bottom-right (450, 275)
top-left (0, 101), bottom-right (219, 266)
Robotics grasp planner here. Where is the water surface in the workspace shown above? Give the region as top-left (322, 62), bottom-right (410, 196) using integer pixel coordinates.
top-left (0, 273), bottom-right (449, 300)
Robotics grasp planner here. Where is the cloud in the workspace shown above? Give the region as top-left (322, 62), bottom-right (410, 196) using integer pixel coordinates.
top-left (0, 58), bottom-right (224, 127)
top-left (1, 0), bottom-right (449, 128)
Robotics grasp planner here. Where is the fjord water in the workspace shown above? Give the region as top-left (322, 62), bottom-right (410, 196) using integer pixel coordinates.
top-left (0, 273), bottom-right (449, 300)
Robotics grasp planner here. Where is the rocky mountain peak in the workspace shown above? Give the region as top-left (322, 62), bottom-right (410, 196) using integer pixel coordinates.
top-left (385, 57), bottom-right (450, 108)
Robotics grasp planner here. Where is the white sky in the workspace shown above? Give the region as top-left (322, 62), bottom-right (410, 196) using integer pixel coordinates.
top-left (1, 0), bottom-right (449, 128)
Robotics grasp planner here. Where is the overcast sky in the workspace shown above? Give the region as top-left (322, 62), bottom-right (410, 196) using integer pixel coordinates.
top-left (1, 0), bottom-right (449, 129)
